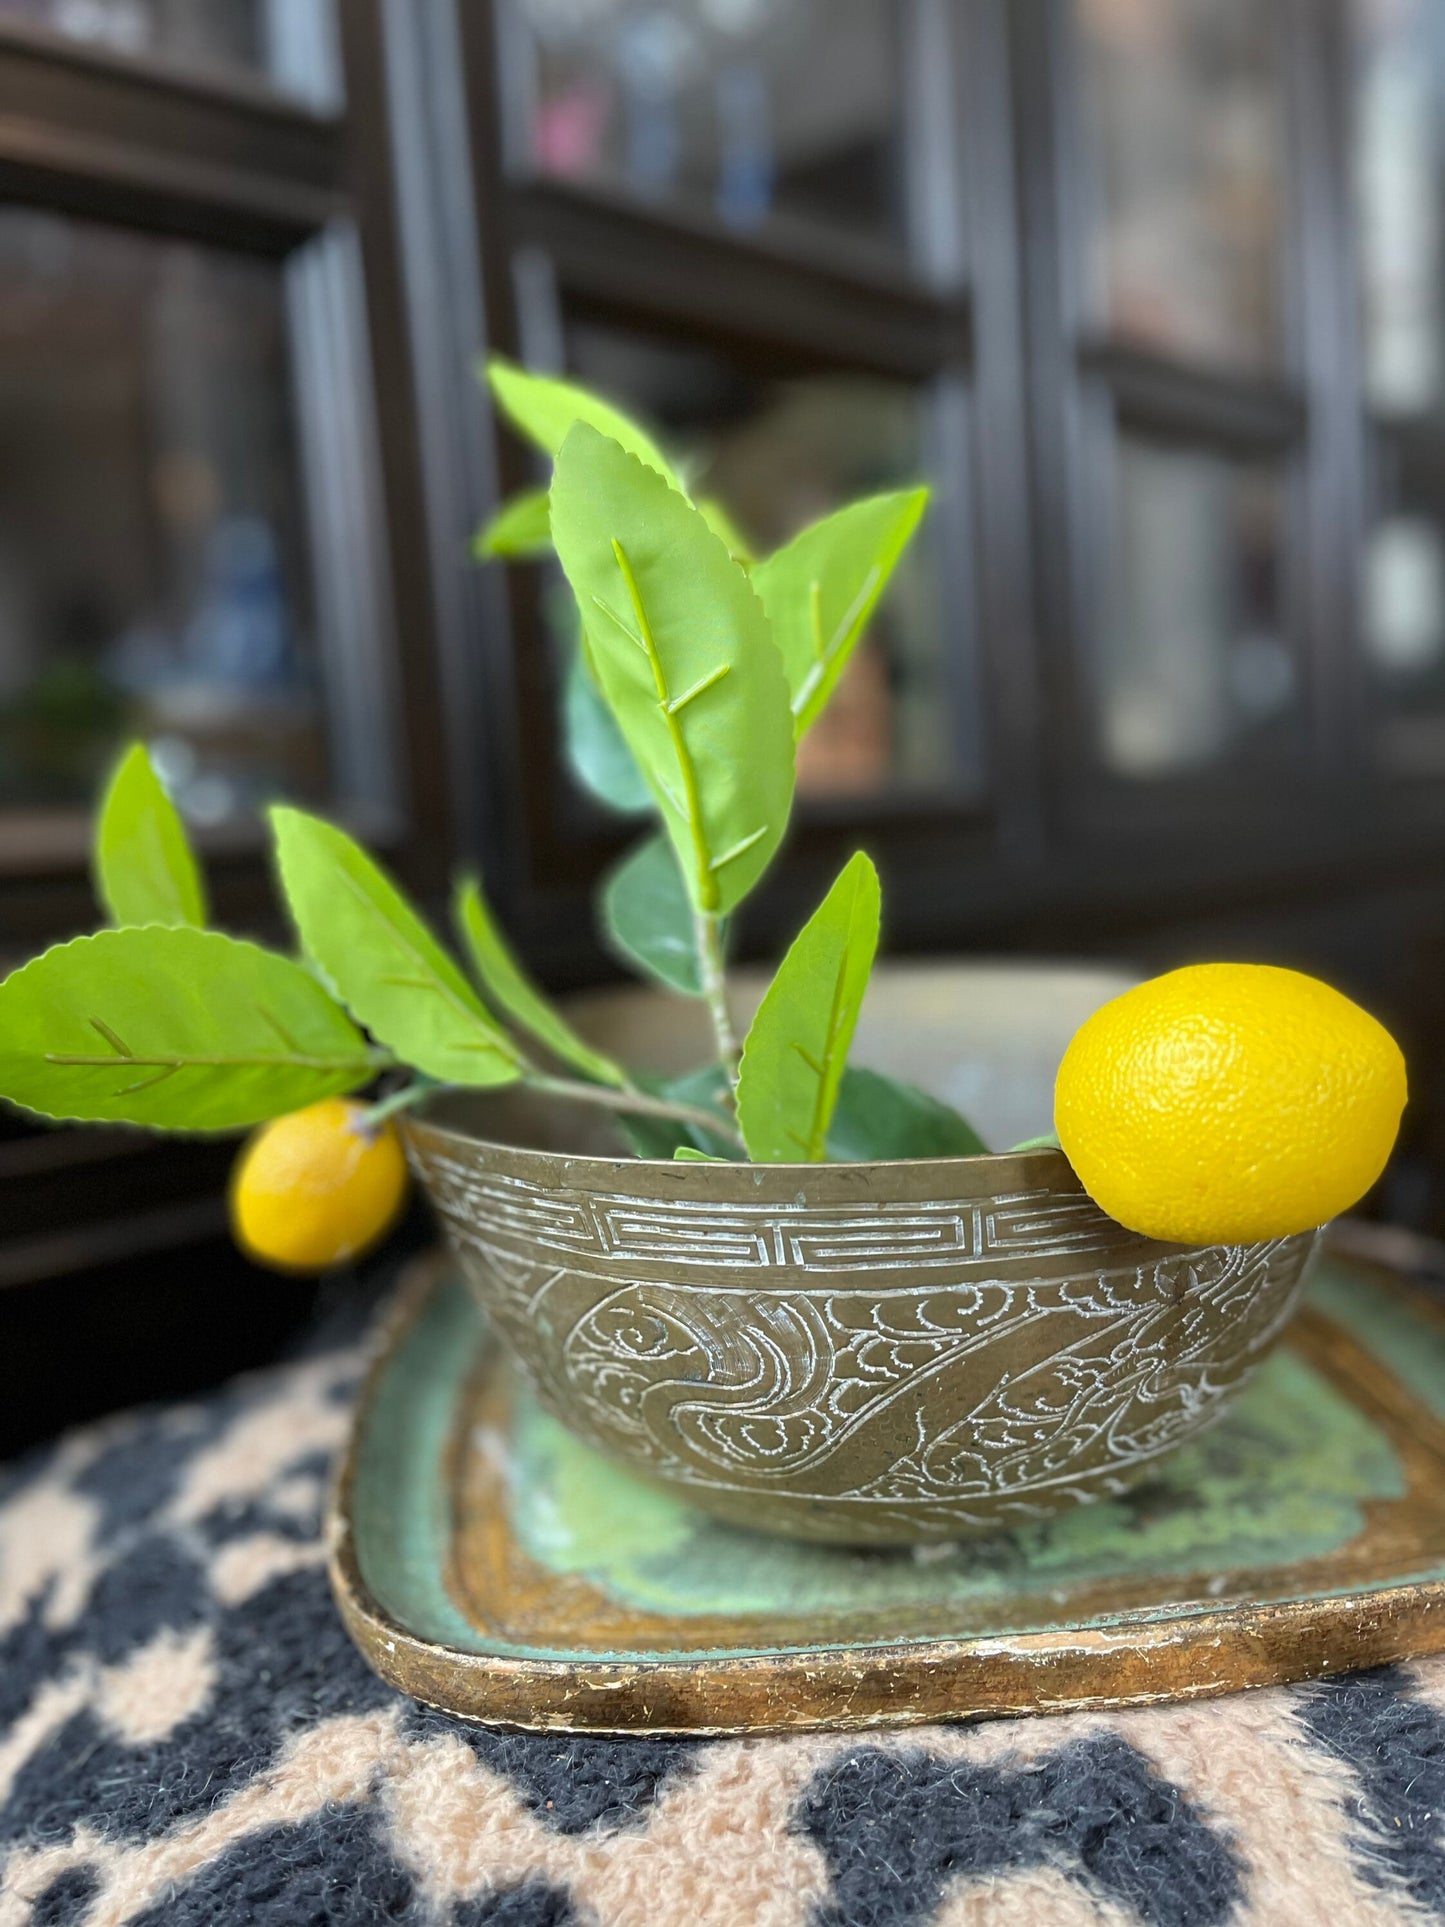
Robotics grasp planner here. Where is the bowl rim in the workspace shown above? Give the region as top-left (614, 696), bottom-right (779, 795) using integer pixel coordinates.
top-left (402, 1101), bottom-right (1107, 1210)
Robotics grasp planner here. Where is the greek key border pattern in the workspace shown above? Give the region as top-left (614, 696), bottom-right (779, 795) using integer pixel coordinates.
top-left (417, 1150), bottom-right (1127, 1276)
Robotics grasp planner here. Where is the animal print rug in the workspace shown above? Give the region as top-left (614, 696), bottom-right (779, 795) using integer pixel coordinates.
top-left (3, 1271), bottom-right (1445, 1926)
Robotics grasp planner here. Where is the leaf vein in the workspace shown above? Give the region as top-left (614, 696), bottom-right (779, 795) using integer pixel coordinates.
top-left (609, 538), bottom-right (722, 913)
top-left (46, 1051), bottom-right (378, 1073)
top-left (667, 663), bottom-right (731, 714)
top-left (709, 826), bottom-right (769, 875)
top-left (590, 595), bottom-right (649, 657)
top-left (256, 1006), bottom-right (302, 1054)
top-left (792, 564), bottom-right (884, 721)
top-left (804, 949), bottom-right (854, 1160)
top-left (89, 1017), bottom-right (133, 1059)
top-left (116, 1065), bottom-right (181, 1097)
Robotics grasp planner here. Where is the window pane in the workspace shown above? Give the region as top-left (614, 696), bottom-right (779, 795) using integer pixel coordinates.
top-left (1351, 0), bottom-right (1445, 764)
top-left (1093, 435), bottom-right (1295, 777)
top-left (1353, 0), bottom-right (1445, 415)
top-left (0, 0), bottom-right (330, 93)
top-left (0, 208), bottom-right (326, 823)
top-left (511, 0), bottom-right (910, 251)
top-left (561, 321), bottom-right (960, 799)
top-left (1075, 0), bottom-right (1287, 368)
top-left (1360, 434), bottom-right (1445, 769)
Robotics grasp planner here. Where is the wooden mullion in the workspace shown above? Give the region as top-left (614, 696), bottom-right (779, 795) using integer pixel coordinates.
top-left (1285, 0), bottom-right (1366, 776)
top-left (0, 15), bottom-right (333, 119)
top-left (0, 1197), bottom-right (229, 1293)
top-left (0, 30), bottom-right (346, 248)
top-left (509, 179), bottom-right (970, 381)
top-left (1080, 340), bottom-right (1307, 456)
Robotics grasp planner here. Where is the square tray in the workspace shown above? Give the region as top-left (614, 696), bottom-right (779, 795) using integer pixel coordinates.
top-left (328, 1236), bottom-right (1445, 1734)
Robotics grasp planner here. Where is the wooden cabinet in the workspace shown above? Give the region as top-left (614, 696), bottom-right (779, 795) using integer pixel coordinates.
top-left (0, 4), bottom-right (451, 1442)
top-left (7, 0), bottom-right (1445, 1445)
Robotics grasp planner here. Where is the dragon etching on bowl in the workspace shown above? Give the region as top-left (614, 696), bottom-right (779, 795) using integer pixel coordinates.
top-left (407, 1128), bottom-right (1320, 1544)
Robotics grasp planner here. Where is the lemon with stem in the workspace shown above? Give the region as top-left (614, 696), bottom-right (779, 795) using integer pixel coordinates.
top-left (230, 1097), bottom-right (409, 1273)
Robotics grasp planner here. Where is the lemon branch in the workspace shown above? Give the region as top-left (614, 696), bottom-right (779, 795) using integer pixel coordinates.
top-left (524, 1073), bottom-right (744, 1147)
top-left (604, 536), bottom-right (750, 1086)
top-left (695, 910), bottom-right (740, 1092)
top-left (370, 1067), bottom-right (743, 1150)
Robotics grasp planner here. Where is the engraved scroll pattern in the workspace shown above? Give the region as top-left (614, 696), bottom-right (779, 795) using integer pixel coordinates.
top-left (415, 1147), bottom-right (1318, 1534)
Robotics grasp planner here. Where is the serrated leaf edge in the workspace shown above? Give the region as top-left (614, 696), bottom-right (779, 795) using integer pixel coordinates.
top-left (0, 927), bottom-right (380, 1131)
top-left (271, 809), bottom-right (524, 1074)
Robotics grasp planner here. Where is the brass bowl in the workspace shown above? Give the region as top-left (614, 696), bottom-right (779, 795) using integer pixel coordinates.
top-left (402, 964), bottom-right (1322, 1546)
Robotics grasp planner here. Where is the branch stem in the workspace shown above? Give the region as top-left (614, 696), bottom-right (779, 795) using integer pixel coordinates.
top-left (358, 1078), bottom-right (440, 1133)
top-left (694, 911), bottom-right (740, 1090)
top-left (523, 1072), bottom-right (744, 1149)
top-left (361, 1059), bottom-right (746, 1153)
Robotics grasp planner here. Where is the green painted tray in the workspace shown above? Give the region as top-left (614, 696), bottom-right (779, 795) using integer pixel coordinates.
top-left (328, 1235), bottom-right (1445, 1735)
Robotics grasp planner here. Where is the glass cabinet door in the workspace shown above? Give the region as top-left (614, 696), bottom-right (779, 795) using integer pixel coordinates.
top-left (0, 0), bottom-right (336, 96)
top-left (1353, 0), bottom-right (1445, 771)
top-left (503, 0), bottom-right (911, 251)
top-left (0, 207), bottom-right (327, 825)
top-left (1091, 432), bottom-right (1295, 778)
top-left (1074, 0), bottom-right (1288, 369)
top-left (1060, 0), bottom-right (1302, 790)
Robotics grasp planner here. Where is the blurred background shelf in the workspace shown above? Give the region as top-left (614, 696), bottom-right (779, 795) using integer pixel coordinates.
top-left (7, 0), bottom-right (1445, 1450)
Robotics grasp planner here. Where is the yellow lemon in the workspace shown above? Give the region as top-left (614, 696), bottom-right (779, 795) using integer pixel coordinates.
top-left (230, 1097), bottom-right (409, 1273)
top-left (1054, 963), bottom-right (1407, 1245)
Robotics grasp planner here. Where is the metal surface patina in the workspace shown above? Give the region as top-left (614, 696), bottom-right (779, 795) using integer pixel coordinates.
top-left (402, 1110), bottom-right (1318, 1545)
top-left (328, 1238), bottom-right (1445, 1734)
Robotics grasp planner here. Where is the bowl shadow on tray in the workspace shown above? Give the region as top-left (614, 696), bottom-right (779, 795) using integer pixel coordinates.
top-left (399, 962), bottom-right (1322, 1547)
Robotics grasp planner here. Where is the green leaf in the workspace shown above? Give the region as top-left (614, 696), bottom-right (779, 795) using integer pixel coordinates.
top-left (827, 1066), bottom-right (989, 1162)
top-left (454, 875), bottom-right (624, 1087)
top-left (474, 487), bottom-right (552, 560)
top-left (486, 357), bottom-right (679, 487)
top-left (753, 488), bottom-right (929, 737)
top-left (674, 1145), bottom-right (727, 1162)
top-left (736, 851), bottom-right (881, 1163)
top-left (697, 496), bottom-right (753, 564)
top-left (616, 1064), bottom-right (739, 1160)
top-left (271, 808), bottom-right (523, 1089)
top-left (550, 424), bottom-right (796, 916)
top-left (0, 927), bottom-right (377, 1131)
top-left (94, 742), bottom-right (207, 928)
top-left (599, 834), bottom-right (706, 996)
top-left (1009, 1131), bottom-right (1062, 1153)
top-left (563, 637), bottom-right (652, 814)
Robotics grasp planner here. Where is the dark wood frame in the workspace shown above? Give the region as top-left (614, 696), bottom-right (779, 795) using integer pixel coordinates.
top-left (1012, 0), bottom-right (1445, 866)
top-left (8, 0), bottom-right (1445, 1304)
top-left (0, 6), bottom-right (460, 953)
top-left (394, 0), bottom-right (1445, 973)
top-left (0, 4), bottom-right (458, 1290)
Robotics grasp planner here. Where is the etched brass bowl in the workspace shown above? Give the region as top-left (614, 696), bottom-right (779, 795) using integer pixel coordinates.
top-left (402, 964), bottom-right (1322, 1546)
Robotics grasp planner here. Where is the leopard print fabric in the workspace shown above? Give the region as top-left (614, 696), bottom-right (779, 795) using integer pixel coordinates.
top-left (3, 1305), bottom-right (1444, 1926)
